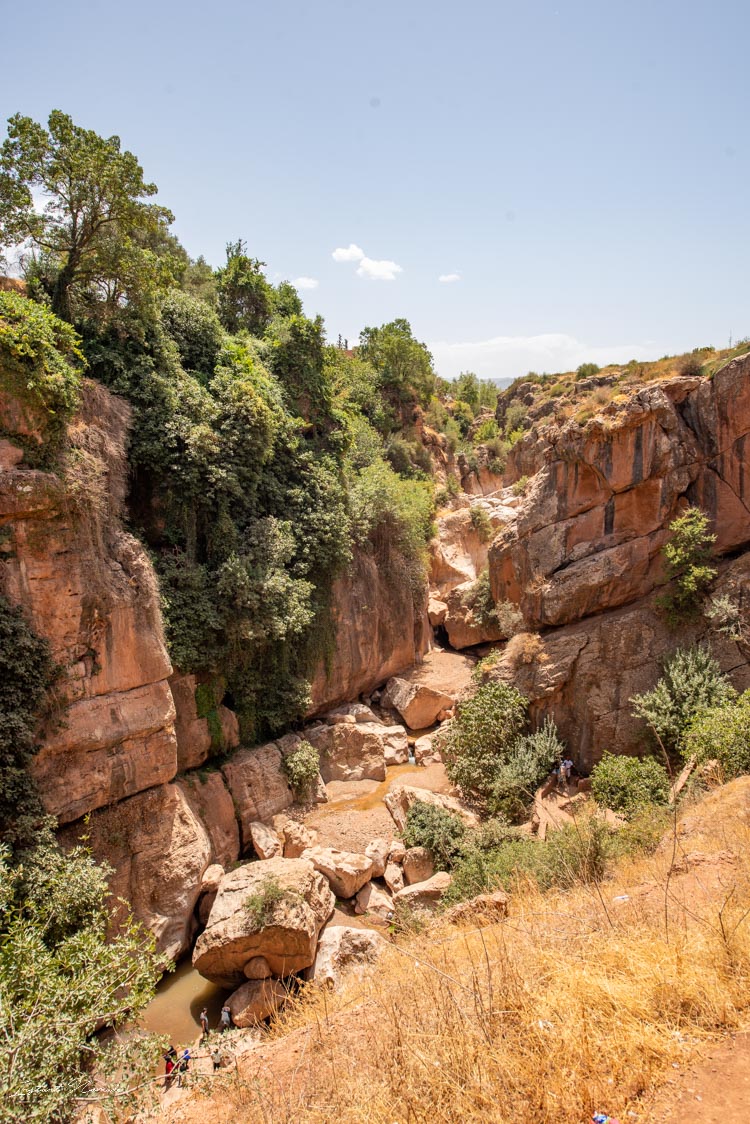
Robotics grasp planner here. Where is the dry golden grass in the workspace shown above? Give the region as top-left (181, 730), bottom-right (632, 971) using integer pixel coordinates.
top-left (162, 781), bottom-right (750, 1124)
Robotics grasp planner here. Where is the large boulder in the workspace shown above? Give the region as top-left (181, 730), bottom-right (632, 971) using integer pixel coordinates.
top-left (192, 857), bottom-right (335, 987)
top-left (365, 838), bottom-right (391, 879)
top-left (394, 871), bottom-right (452, 909)
top-left (403, 847), bottom-right (435, 885)
top-left (384, 862), bottom-right (405, 894)
top-left (381, 648), bottom-right (475, 729)
top-left (301, 845), bottom-right (375, 900)
top-left (354, 881), bottom-right (395, 921)
top-left (371, 722), bottom-right (410, 765)
top-left (382, 677), bottom-right (453, 730)
top-left (384, 784), bottom-right (480, 834)
top-left (249, 821), bottom-right (283, 860)
top-left (272, 816), bottom-right (319, 858)
top-left (413, 733), bottom-right (442, 766)
top-left (227, 978), bottom-right (288, 1026)
top-left (221, 743), bottom-right (293, 850)
top-left (306, 723), bottom-right (386, 783)
top-left (306, 925), bottom-right (384, 988)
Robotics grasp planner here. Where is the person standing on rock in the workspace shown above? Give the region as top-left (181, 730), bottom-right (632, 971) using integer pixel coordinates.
top-left (199, 1007), bottom-right (209, 1037)
top-left (211, 1046), bottom-right (222, 1073)
top-left (176, 1048), bottom-right (191, 1087)
top-left (219, 1004), bottom-right (232, 1032)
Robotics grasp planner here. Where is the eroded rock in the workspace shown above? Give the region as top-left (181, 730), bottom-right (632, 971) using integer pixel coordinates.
top-left (227, 978), bottom-right (287, 1026)
top-left (306, 925), bottom-right (384, 988)
top-left (301, 845), bottom-right (374, 900)
top-left (193, 857), bottom-right (334, 987)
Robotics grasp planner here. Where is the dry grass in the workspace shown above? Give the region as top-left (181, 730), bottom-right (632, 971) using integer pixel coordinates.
top-left (161, 781), bottom-right (750, 1124)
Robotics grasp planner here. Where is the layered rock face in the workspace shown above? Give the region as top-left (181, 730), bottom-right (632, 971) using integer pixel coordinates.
top-left (490, 358), bottom-right (750, 630)
top-left (308, 545), bottom-right (431, 714)
top-left (486, 555), bottom-right (750, 772)
top-left (0, 380), bottom-right (178, 823)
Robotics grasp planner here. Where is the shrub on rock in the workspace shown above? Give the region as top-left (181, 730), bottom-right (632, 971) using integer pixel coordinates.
top-left (590, 753), bottom-right (670, 817)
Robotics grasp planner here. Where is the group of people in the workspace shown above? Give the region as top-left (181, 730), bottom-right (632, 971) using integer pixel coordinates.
top-left (162, 1046), bottom-right (191, 1088)
top-left (163, 1004), bottom-right (233, 1089)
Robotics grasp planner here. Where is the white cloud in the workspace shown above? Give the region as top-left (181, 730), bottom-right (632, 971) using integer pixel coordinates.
top-left (356, 256), bottom-right (402, 282)
top-left (428, 332), bottom-right (658, 381)
top-left (438, 272), bottom-right (461, 283)
top-left (332, 242), bottom-right (402, 281)
top-left (332, 243), bottom-right (365, 263)
top-left (293, 276), bottom-right (319, 290)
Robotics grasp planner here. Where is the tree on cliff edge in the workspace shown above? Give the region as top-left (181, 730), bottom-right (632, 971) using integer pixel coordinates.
top-left (0, 110), bottom-right (175, 324)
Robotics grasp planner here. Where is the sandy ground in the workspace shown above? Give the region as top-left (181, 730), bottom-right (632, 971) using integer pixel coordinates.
top-left (644, 1032), bottom-right (750, 1123)
top-left (303, 762), bottom-right (455, 851)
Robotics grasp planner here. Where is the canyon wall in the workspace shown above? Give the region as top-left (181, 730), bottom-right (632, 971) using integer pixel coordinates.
top-left (490, 357), bottom-right (750, 629)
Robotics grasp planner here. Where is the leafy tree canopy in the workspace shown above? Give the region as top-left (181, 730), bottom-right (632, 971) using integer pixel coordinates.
top-left (0, 110), bottom-right (176, 324)
top-left (358, 318), bottom-right (435, 418)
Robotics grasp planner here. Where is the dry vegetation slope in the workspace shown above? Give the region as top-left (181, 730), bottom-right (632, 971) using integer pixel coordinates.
top-left (158, 779), bottom-right (750, 1124)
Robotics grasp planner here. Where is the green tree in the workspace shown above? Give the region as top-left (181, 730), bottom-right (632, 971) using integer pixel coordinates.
top-left (686, 691), bottom-right (750, 779)
top-left (358, 318), bottom-right (435, 418)
top-left (658, 507), bottom-right (717, 621)
top-left (402, 801), bottom-right (466, 871)
top-left (590, 753), bottom-right (670, 817)
top-left (215, 238), bottom-right (272, 335)
top-left (438, 681), bottom-right (528, 810)
top-left (631, 645), bottom-right (736, 760)
top-left (0, 110), bottom-right (175, 323)
top-left (0, 842), bottom-right (164, 1122)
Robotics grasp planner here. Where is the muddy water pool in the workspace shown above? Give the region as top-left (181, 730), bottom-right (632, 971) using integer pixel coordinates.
top-left (138, 957), bottom-right (230, 1047)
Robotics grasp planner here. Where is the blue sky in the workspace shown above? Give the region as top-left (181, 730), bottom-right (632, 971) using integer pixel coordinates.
top-left (2, 0), bottom-right (749, 379)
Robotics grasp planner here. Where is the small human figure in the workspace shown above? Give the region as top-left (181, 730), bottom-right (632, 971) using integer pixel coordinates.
top-left (211, 1046), bottom-right (222, 1073)
top-left (556, 761), bottom-right (566, 792)
top-left (176, 1048), bottom-right (191, 1087)
top-left (219, 1004), bottom-right (232, 1032)
top-left (163, 1045), bottom-right (177, 1088)
top-left (563, 757), bottom-right (573, 785)
top-left (199, 1006), bottom-right (209, 1037)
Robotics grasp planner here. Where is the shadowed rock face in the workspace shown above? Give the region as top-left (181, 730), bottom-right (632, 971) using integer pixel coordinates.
top-left (489, 358), bottom-right (750, 630)
top-left (308, 545), bottom-right (431, 715)
top-left (0, 380), bottom-right (178, 823)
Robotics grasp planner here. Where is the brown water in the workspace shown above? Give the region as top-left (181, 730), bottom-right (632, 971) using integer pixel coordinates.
top-left (138, 957), bottom-right (230, 1047)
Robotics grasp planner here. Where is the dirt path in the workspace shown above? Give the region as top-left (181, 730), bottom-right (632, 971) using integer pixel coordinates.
top-left (641, 1031), bottom-right (750, 1122)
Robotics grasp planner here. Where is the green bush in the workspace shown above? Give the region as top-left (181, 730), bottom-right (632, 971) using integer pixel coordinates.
top-left (590, 752), bottom-right (670, 817)
top-left (160, 288), bottom-right (223, 375)
top-left (439, 681), bottom-right (528, 808)
top-left (461, 569), bottom-right (499, 628)
top-left (658, 508), bottom-right (717, 622)
top-left (469, 505), bottom-right (493, 542)
top-left (402, 800), bottom-right (466, 871)
top-left (473, 417), bottom-right (500, 444)
top-left (0, 594), bottom-right (56, 849)
top-left (439, 684), bottom-right (559, 820)
top-left (631, 645), bottom-right (736, 760)
top-left (503, 401), bottom-right (527, 435)
top-left (0, 292), bottom-right (84, 462)
top-left (444, 815), bottom-right (613, 904)
top-left (0, 842), bottom-right (163, 1120)
top-left (576, 362), bottom-right (600, 380)
top-left (281, 739), bottom-right (320, 799)
top-left (686, 691), bottom-right (750, 779)
top-left (244, 876), bottom-right (291, 929)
